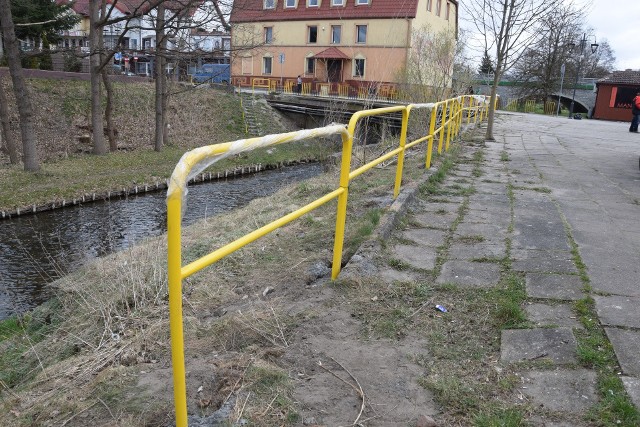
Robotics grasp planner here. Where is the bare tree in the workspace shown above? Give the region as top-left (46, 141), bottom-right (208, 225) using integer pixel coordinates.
top-left (465, 0), bottom-right (562, 140)
top-left (155, 1), bottom-right (167, 151)
top-left (0, 0), bottom-right (40, 171)
top-left (0, 76), bottom-right (19, 164)
top-left (511, 4), bottom-right (583, 101)
top-left (89, 0), bottom-right (108, 155)
top-left (397, 25), bottom-right (458, 103)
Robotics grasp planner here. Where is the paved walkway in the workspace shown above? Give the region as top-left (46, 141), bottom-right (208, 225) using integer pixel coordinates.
top-left (340, 111), bottom-right (640, 423)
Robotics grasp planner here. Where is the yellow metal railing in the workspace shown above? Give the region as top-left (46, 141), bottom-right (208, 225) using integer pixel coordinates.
top-left (251, 77), bottom-right (271, 93)
top-left (166, 94), bottom-right (490, 427)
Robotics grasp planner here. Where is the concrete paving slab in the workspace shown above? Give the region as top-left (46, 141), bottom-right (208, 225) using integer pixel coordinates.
top-left (412, 201), bottom-right (460, 214)
top-left (468, 193), bottom-right (510, 206)
top-left (594, 296), bottom-right (640, 328)
top-left (604, 328), bottom-right (640, 376)
top-left (501, 328), bottom-right (577, 364)
top-left (413, 212), bottom-right (458, 230)
top-left (448, 242), bottom-right (505, 260)
top-left (525, 273), bottom-right (584, 301)
top-left (436, 261), bottom-right (501, 288)
top-left (525, 303), bottom-right (582, 329)
top-left (473, 182), bottom-right (507, 194)
top-left (518, 369), bottom-right (597, 413)
top-left (621, 376), bottom-right (640, 409)
top-left (391, 244), bottom-right (437, 271)
top-left (454, 222), bottom-right (507, 243)
top-left (464, 209), bottom-right (511, 227)
top-left (512, 214), bottom-right (570, 251)
top-left (511, 251), bottom-right (578, 274)
top-left (401, 228), bottom-right (447, 247)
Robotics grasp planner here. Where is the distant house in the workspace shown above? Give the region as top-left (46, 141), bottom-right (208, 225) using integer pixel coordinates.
top-left (55, 0), bottom-right (230, 77)
top-left (229, 0), bottom-right (458, 95)
top-left (593, 70), bottom-right (640, 121)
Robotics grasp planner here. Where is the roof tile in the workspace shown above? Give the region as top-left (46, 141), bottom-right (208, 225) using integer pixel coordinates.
top-left (598, 70), bottom-right (640, 85)
top-left (231, 0), bottom-right (419, 22)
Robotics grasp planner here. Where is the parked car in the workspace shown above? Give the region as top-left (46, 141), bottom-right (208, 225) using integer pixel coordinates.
top-left (192, 63), bottom-right (230, 84)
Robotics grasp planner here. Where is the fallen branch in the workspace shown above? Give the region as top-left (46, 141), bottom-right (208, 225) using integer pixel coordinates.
top-left (316, 357), bottom-right (366, 426)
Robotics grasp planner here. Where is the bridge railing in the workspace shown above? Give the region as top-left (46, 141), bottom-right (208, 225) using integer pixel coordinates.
top-left (166, 94), bottom-right (490, 427)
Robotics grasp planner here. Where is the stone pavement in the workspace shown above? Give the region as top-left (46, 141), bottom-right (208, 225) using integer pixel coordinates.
top-left (341, 111), bottom-right (640, 423)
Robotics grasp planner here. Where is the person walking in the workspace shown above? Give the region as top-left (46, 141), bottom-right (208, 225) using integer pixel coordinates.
top-left (630, 91), bottom-right (640, 133)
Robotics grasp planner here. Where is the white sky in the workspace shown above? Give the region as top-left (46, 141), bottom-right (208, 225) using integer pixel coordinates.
top-left (584, 0), bottom-right (640, 70)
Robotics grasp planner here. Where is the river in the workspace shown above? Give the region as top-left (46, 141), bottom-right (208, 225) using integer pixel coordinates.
top-left (0, 163), bottom-right (323, 320)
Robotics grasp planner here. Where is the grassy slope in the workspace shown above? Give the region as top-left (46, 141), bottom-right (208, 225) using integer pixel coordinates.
top-left (0, 79), bottom-right (328, 212)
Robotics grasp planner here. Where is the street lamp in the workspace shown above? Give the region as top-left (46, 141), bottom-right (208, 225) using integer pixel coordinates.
top-left (568, 33), bottom-right (598, 118)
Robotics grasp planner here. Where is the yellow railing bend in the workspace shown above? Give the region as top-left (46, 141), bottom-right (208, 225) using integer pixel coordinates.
top-left (166, 95), bottom-right (490, 427)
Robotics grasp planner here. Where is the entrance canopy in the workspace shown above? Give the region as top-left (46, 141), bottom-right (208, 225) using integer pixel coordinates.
top-left (313, 47), bottom-right (350, 60)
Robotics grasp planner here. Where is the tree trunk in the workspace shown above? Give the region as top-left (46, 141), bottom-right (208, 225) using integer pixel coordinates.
top-left (101, 70), bottom-right (117, 151)
top-left (0, 0), bottom-right (40, 171)
top-left (0, 76), bottom-right (19, 164)
top-left (154, 2), bottom-right (166, 152)
top-left (89, 0), bottom-right (107, 155)
top-left (484, 70), bottom-right (501, 141)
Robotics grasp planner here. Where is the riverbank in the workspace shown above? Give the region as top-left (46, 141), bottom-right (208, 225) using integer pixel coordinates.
top-left (0, 77), bottom-right (318, 214)
top-left (0, 134), bottom-right (442, 426)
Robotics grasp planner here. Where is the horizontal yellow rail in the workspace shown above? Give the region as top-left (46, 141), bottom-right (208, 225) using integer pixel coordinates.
top-left (167, 94), bottom-right (490, 427)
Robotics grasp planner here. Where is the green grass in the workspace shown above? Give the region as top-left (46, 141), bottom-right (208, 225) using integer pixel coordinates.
top-left (0, 139), bottom-right (332, 211)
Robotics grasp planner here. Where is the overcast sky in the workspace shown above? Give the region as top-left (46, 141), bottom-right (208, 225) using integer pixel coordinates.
top-left (460, 0), bottom-right (639, 71)
top-left (583, 0), bottom-right (640, 70)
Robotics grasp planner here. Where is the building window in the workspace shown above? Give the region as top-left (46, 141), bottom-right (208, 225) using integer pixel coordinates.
top-left (308, 0), bottom-right (318, 6)
top-left (264, 0), bottom-right (275, 9)
top-left (306, 57), bottom-right (315, 74)
top-left (285, 0), bottom-right (296, 7)
top-left (356, 25), bottom-right (367, 44)
top-left (436, 0), bottom-right (441, 16)
top-left (356, 0), bottom-right (369, 4)
top-left (332, 0), bottom-right (344, 5)
top-left (263, 56), bottom-right (272, 74)
top-left (446, 2), bottom-right (450, 19)
top-left (331, 25), bottom-right (341, 44)
top-left (264, 27), bottom-right (273, 44)
top-left (426, 0), bottom-right (432, 11)
top-left (242, 56), bottom-right (252, 74)
top-left (354, 58), bottom-right (365, 77)
top-left (308, 26), bottom-right (318, 43)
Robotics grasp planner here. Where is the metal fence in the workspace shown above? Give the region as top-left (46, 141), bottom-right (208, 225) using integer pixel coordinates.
top-left (166, 94), bottom-right (491, 427)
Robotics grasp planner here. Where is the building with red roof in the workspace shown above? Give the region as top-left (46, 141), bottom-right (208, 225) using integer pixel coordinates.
top-left (593, 70), bottom-right (640, 121)
top-left (230, 0), bottom-right (458, 95)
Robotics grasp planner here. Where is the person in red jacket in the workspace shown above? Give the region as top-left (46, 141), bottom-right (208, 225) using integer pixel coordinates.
top-left (631, 92), bottom-right (640, 133)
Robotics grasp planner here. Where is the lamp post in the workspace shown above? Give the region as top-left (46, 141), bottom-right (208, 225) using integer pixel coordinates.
top-left (568, 33), bottom-right (598, 118)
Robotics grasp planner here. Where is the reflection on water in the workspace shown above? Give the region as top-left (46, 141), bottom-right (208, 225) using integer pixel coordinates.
top-left (0, 163), bottom-right (323, 320)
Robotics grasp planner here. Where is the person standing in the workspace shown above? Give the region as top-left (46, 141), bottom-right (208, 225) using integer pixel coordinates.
top-left (630, 91), bottom-right (640, 133)
top-left (297, 75), bottom-right (302, 94)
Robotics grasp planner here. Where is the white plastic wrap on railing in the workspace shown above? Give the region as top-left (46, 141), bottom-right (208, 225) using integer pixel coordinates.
top-left (167, 124), bottom-right (348, 213)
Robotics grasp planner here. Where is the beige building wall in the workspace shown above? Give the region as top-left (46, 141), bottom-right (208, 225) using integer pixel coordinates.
top-left (232, 18), bottom-right (412, 83)
top-left (413, 0), bottom-right (457, 33)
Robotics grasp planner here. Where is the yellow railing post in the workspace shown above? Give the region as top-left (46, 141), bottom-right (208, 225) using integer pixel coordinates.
top-left (167, 193), bottom-right (188, 427)
top-left (331, 130), bottom-right (354, 280)
top-left (426, 105), bottom-right (437, 169)
top-left (393, 108), bottom-right (410, 198)
top-left (445, 101), bottom-right (453, 152)
top-left (436, 102), bottom-right (444, 154)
